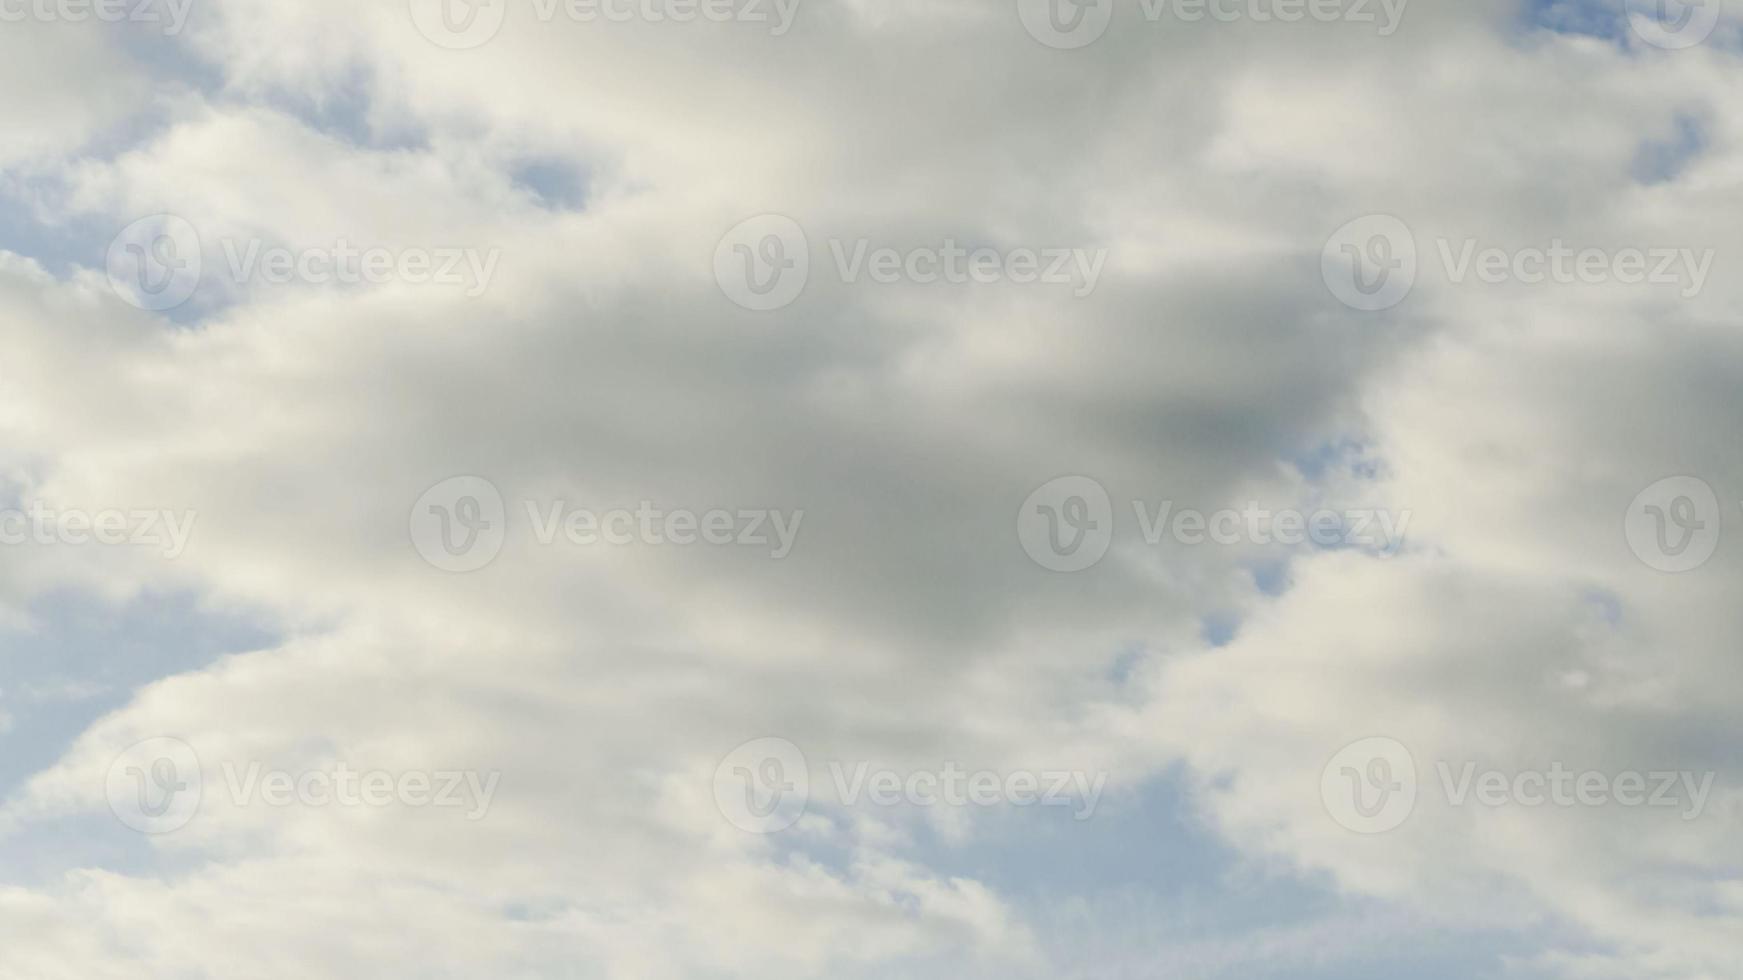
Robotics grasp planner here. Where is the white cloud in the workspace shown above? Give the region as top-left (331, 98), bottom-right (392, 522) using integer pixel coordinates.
top-left (0, 1), bottom-right (1739, 976)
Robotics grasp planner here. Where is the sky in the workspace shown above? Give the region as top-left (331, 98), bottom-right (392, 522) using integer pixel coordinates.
top-left (0, 0), bottom-right (1741, 977)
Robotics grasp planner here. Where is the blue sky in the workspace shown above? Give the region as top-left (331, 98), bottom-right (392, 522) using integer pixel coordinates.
top-left (0, 0), bottom-right (1738, 976)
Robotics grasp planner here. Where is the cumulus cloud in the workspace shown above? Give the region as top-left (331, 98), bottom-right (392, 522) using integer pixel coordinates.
top-left (0, 1), bottom-right (1737, 977)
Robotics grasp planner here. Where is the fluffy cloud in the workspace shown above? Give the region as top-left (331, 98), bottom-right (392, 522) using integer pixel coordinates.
top-left (0, 1), bottom-right (1737, 977)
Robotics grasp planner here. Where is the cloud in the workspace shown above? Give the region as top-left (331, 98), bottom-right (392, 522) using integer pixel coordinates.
top-left (0, 1), bottom-right (1738, 977)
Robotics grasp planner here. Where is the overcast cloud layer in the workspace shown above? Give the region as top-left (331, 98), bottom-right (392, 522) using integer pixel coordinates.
top-left (0, 0), bottom-right (1740, 977)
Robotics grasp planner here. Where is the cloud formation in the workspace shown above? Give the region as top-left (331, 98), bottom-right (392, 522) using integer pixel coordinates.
top-left (0, 1), bottom-right (1738, 977)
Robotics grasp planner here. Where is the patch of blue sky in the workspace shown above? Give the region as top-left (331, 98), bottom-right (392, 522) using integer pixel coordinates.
top-left (0, 589), bottom-right (278, 801)
top-left (1517, 0), bottom-right (1741, 52)
top-left (0, 589), bottom-right (278, 884)
top-left (853, 771), bottom-right (1557, 978)
top-left (1290, 438), bottom-right (1380, 483)
top-left (1519, 0), bottom-right (1627, 40)
top-left (1632, 112), bottom-right (1706, 184)
top-left (510, 157), bottom-right (590, 212)
top-left (1201, 611), bottom-right (1241, 646)
top-left (1249, 557), bottom-right (1291, 596)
